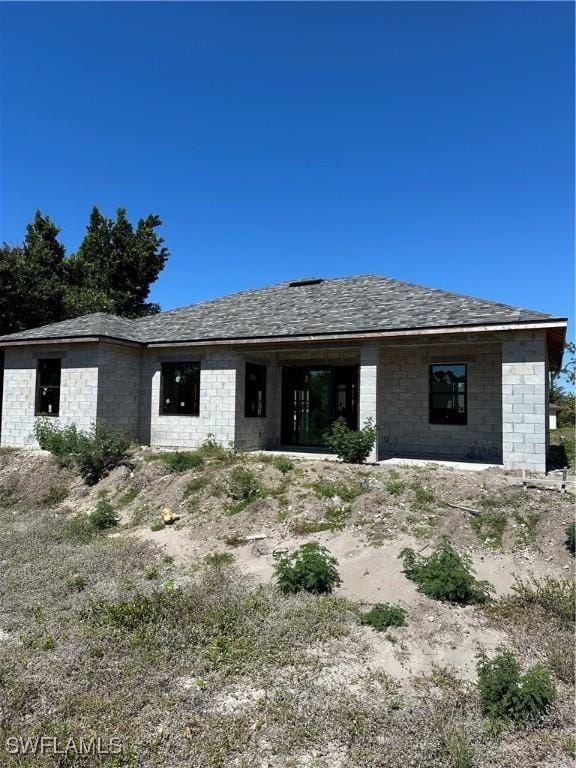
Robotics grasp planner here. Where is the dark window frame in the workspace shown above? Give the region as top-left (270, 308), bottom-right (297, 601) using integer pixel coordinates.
top-left (429, 363), bottom-right (467, 425)
top-left (159, 361), bottom-right (201, 416)
top-left (245, 362), bottom-right (267, 418)
top-left (35, 358), bottom-right (62, 417)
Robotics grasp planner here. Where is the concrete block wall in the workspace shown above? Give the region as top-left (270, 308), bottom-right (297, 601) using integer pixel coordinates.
top-left (377, 342), bottom-right (502, 462)
top-left (97, 344), bottom-right (142, 440)
top-left (234, 359), bottom-right (281, 451)
top-left (139, 348), bottom-right (238, 449)
top-left (0, 344), bottom-right (99, 447)
top-left (502, 334), bottom-right (548, 472)
top-left (359, 346), bottom-right (379, 461)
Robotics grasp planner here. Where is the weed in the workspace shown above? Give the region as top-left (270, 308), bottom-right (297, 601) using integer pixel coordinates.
top-left (184, 476), bottom-right (210, 497)
top-left (511, 575), bottom-right (575, 623)
top-left (116, 487), bottom-right (139, 508)
top-left (400, 538), bottom-right (494, 604)
top-left (385, 479), bottom-right (405, 495)
top-left (21, 632), bottom-right (55, 652)
top-left (41, 482), bottom-right (69, 507)
top-left (411, 482), bottom-right (435, 508)
top-left (274, 542), bottom-right (341, 594)
top-left (228, 466), bottom-right (261, 504)
top-left (272, 456), bottom-right (295, 474)
top-left (204, 552), bottom-right (235, 568)
top-left (513, 509), bottom-right (540, 547)
top-left (55, 514), bottom-right (99, 544)
top-left (150, 521), bottom-right (165, 532)
top-left (476, 649), bottom-right (555, 722)
top-left (471, 511), bottom-right (507, 548)
top-left (65, 574), bottom-right (87, 592)
top-left (89, 499), bottom-right (119, 530)
top-left (144, 565), bottom-right (159, 580)
top-left (360, 603), bottom-right (406, 631)
top-left (146, 451), bottom-right (204, 472)
top-left (311, 479), bottom-right (365, 502)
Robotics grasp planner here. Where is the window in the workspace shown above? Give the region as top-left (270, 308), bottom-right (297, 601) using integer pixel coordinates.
top-left (245, 363), bottom-right (266, 417)
top-left (36, 359), bottom-right (61, 416)
top-left (160, 362), bottom-right (200, 415)
top-left (429, 364), bottom-right (467, 425)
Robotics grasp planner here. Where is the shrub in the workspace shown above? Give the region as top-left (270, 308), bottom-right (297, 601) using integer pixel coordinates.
top-left (147, 451), bottom-right (204, 472)
top-left (400, 538), bottom-right (494, 604)
top-left (566, 523), bottom-right (575, 555)
top-left (196, 434), bottom-right (234, 463)
top-left (89, 499), bottom-right (119, 530)
top-left (228, 466), bottom-right (261, 502)
top-left (311, 479), bottom-right (365, 502)
top-left (272, 456), bottom-right (295, 474)
top-left (360, 603), bottom-right (406, 631)
top-left (512, 575), bottom-right (575, 623)
top-left (274, 542), bottom-right (341, 594)
top-left (385, 479), bottom-right (405, 496)
top-left (476, 650), bottom-right (556, 722)
top-left (324, 417), bottom-right (377, 464)
top-left (35, 419), bottom-right (129, 485)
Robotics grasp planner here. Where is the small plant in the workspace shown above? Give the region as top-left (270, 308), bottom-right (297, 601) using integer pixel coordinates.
top-left (400, 538), bottom-right (494, 604)
top-left (512, 575), bottom-right (575, 623)
top-left (385, 479), bottom-right (405, 495)
top-left (228, 466), bottom-right (261, 502)
top-left (146, 451), bottom-right (204, 472)
top-left (116, 487), bottom-right (139, 508)
top-left (150, 521), bottom-right (165, 532)
top-left (41, 482), bottom-right (70, 507)
top-left (204, 552), bottom-right (235, 567)
top-left (272, 456), bottom-right (295, 474)
top-left (196, 434), bottom-right (233, 463)
top-left (56, 514), bottom-right (99, 544)
top-left (311, 479), bottom-right (365, 502)
top-left (89, 499), bottom-right (119, 530)
top-left (274, 542), bottom-right (341, 594)
top-left (471, 511), bottom-right (507, 549)
top-left (65, 574), bottom-right (87, 592)
top-left (476, 650), bottom-right (556, 722)
top-left (34, 418), bottom-right (129, 485)
top-left (565, 522), bottom-right (575, 555)
top-left (410, 482), bottom-right (435, 508)
top-left (324, 417), bottom-right (377, 464)
top-left (360, 603), bottom-right (406, 631)
top-left (144, 564), bottom-right (159, 580)
top-left (184, 476), bottom-right (210, 497)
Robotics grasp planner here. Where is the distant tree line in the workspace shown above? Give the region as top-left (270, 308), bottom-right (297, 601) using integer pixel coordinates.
top-left (0, 207), bottom-right (169, 336)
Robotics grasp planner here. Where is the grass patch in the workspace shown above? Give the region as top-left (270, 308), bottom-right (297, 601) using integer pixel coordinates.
top-left (41, 481), bottom-right (69, 507)
top-left (410, 482), bottom-right (435, 508)
top-left (310, 479), bottom-right (366, 503)
top-left (512, 509), bottom-right (540, 547)
top-left (471, 511), bottom-right (507, 548)
top-left (146, 451), bottom-right (204, 472)
top-left (292, 505), bottom-right (352, 534)
top-left (116, 486), bottom-right (139, 508)
top-left (385, 479), bottom-right (405, 495)
top-left (511, 575), bottom-right (575, 623)
top-left (204, 552), bottom-right (235, 568)
top-left (272, 456), bottom-right (295, 474)
top-left (184, 476), bottom-right (210, 497)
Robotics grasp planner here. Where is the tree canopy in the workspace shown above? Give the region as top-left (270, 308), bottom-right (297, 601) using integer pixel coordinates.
top-left (0, 207), bottom-right (168, 336)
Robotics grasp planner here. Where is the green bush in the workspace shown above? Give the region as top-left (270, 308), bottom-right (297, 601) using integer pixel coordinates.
top-left (228, 466), bottom-right (261, 502)
top-left (146, 451), bottom-right (204, 472)
top-left (360, 603), bottom-right (406, 631)
top-left (274, 542), bottom-right (341, 595)
top-left (89, 499), bottom-right (119, 530)
top-left (324, 417), bottom-right (377, 464)
top-left (400, 538), bottom-right (494, 604)
top-left (35, 419), bottom-right (129, 485)
top-left (566, 523), bottom-right (575, 555)
top-left (476, 650), bottom-right (556, 722)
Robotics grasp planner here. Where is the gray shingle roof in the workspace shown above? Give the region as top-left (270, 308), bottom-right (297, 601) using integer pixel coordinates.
top-left (0, 275), bottom-right (563, 346)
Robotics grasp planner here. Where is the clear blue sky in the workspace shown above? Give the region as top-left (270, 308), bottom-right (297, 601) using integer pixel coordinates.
top-left (1, 2), bottom-right (573, 333)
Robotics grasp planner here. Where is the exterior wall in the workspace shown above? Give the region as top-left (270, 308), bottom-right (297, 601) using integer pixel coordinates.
top-left (502, 333), bottom-right (548, 472)
top-left (234, 358), bottom-right (281, 451)
top-left (0, 344), bottom-right (99, 447)
top-left (377, 341), bottom-right (502, 462)
top-left (140, 348), bottom-right (238, 449)
top-left (97, 345), bottom-right (142, 440)
top-left (359, 345), bottom-right (379, 461)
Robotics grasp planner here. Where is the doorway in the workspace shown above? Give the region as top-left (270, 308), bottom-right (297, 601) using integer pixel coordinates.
top-left (281, 365), bottom-right (358, 447)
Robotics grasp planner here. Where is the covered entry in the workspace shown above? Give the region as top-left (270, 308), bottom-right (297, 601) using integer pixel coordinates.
top-left (281, 365), bottom-right (358, 447)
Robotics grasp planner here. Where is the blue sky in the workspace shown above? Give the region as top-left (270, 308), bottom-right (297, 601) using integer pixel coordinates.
top-left (1, 2), bottom-right (573, 334)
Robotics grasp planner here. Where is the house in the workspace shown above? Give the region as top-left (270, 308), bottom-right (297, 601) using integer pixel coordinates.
top-left (0, 276), bottom-right (567, 472)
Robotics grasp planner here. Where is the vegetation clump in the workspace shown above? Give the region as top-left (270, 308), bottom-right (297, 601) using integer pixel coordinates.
top-left (311, 478), bottom-right (365, 502)
top-left (565, 522), bottom-right (575, 555)
top-left (360, 603), bottom-right (406, 631)
top-left (146, 450), bottom-right (204, 472)
top-left (511, 575), bottom-right (575, 623)
top-left (88, 499), bottom-right (119, 530)
top-left (400, 538), bottom-right (494, 604)
top-left (476, 650), bottom-right (556, 722)
top-left (34, 419), bottom-right (129, 485)
top-left (228, 466), bottom-right (261, 505)
top-left (274, 542), bottom-right (341, 594)
top-left (272, 456), bottom-right (295, 474)
top-left (324, 417), bottom-right (377, 464)
top-left (204, 552), bottom-right (235, 568)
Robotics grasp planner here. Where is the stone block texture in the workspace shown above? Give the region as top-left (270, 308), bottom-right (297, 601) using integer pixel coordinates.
top-left (377, 342), bottom-right (502, 462)
top-left (501, 333), bottom-right (548, 472)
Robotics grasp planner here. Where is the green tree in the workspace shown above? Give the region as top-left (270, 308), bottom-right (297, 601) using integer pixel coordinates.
top-left (66, 207), bottom-right (168, 318)
top-left (0, 212), bottom-right (66, 335)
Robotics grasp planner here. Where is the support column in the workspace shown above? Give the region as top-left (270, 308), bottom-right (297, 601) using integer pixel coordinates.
top-left (502, 336), bottom-right (548, 473)
top-left (359, 345), bottom-right (379, 462)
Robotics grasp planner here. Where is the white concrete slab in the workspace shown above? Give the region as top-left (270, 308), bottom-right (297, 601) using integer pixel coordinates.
top-left (378, 457), bottom-right (501, 472)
